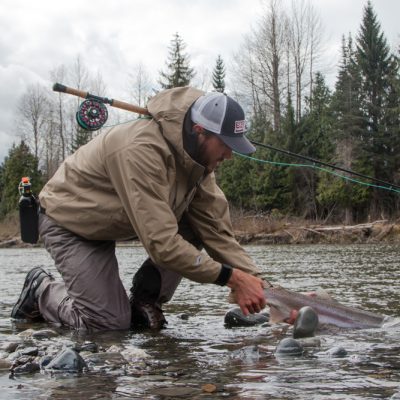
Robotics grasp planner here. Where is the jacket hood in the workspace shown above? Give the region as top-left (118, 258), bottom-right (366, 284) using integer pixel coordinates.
top-left (147, 87), bottom-right (204, 167)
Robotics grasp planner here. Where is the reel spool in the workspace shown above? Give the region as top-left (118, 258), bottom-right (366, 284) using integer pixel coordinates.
top-left (76, 99), bottom-right (108, 131)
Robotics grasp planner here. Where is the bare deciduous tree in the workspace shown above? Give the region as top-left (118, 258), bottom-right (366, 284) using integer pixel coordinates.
top-left (288, 0), bottom-right (323, 121)
top-left (127, 62), bottom-right (153, 108)
top-left (233, 0), bottom-right (288, 133)
top-left (16, 83), bottom-right (50, 160)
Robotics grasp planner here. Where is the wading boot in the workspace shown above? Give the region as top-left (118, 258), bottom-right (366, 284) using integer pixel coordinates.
top-left (130, 300), bottom-right (167, 330)
top-left (11, 267), bottom-right (54, 321)
top-left (129, 259), bottom-right (167, 330)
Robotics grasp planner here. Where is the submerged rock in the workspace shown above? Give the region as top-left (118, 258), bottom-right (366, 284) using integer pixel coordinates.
top-left (275, 338), bottom-right (304, 357)
top-left (73, 342), bottom-right (99, 353)
top-left (44, 348), bottom-right (87, 373)
top-left (224, 308), bottom-right (269, 327)
top-left (326, 346), bottom-right (347, 358)
top-left (293, 306), bottom-right (319, 339)
top-left (32, 329), bottom-right (60, 339)
top-left (12, 361), bottom-right (40, 374)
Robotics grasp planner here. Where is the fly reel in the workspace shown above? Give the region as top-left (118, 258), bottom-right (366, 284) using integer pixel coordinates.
top-left (53, 82), bottom-right (150, 131)
top-left (76, 99), bottom-right (108, 131)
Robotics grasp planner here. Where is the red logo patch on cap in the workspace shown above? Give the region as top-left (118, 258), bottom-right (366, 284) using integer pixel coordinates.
top-left (234, 120), bottom-right (246, 134)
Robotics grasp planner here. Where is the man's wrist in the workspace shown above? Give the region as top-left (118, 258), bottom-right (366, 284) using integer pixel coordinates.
top-left (214, 264), bottom-right (233, 286)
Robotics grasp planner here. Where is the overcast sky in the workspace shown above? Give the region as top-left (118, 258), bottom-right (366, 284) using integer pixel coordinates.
top-left (0, 0), bottom-right (398, 163)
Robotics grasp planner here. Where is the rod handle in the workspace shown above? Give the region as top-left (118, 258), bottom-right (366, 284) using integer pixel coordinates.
top-left (111, 99), bottom-right (149, 116)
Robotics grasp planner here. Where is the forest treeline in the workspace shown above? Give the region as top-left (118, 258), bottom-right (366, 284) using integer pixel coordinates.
top-left (0, 0), bottom-right (399, 224)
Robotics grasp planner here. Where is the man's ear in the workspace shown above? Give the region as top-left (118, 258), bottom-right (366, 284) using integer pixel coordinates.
top-left (192, 124), bottom-right (204, 135)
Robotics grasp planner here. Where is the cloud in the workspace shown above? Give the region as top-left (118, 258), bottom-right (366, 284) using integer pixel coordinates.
top-left (0, 0), bottom-right (398, 163)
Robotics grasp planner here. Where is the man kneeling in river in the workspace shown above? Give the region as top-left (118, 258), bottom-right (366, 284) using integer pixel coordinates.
top-left (11, 87), bottom-right (267, 331)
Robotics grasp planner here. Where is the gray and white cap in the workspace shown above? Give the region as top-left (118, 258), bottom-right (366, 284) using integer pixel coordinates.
top-left (191, 92), bottom-right (256, 154)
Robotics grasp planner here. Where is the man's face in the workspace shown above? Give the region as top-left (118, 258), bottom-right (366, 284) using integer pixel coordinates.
top-left (194, 125), bottom-right (233, 174)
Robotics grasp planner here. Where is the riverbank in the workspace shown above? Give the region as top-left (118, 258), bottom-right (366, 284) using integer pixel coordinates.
top-left (232, 215), bottom-right (400, 245)
top-left (1, 212), bottom-right (400, 248)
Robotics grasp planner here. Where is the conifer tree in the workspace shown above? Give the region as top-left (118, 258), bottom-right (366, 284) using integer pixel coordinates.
top-left (0, 141), bottom-right (42, 217)
top-left (356, 0), bottom-right (400, 218)
top-left (318, 35), bottom-right (368, 223)
top-left (71, 127), bottom-right (92, 152)
top-left (159, 33), bottom-right (195, 89)
top-left (212, 55), bottom-right (226, 93)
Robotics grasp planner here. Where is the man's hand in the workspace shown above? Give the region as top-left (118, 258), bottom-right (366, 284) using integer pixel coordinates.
top-left (227, 269), bottom-right (266, 315)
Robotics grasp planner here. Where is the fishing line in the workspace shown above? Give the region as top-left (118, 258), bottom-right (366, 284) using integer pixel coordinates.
top-left (235, 152), bottom-right (400, 194)
top-left (249, 140), bottom-right (400, 192)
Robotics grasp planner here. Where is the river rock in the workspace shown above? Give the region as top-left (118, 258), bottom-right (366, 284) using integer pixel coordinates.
top-left (326, 346), bottom-right (347, 357)
top-left (44, 348), bottom-right (87, 372)
top-left (32, 329), bottom-right (60, 339)
top-left (0, 359), bottom-right (12, 371)
top-left (224, 308), bottom-right (269, 327)
top-left (275, 338), bottom-right (304, 357)
top-left (17, 329), bottom-right (35, 339)
top-left (293, 306), bottom-right (319, 339)
top-left (18, 346), bottom-right (39, 357)
top-left (1, 342), bottom-right (19, 353)
top-left (74, 342), bottom-right (99, 353)
top-left (296, 337), bottom-right (321, 348)
top-left (12, 361), bottom-right (40, 374)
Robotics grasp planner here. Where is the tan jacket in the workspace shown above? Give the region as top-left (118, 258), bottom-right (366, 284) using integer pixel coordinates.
top-left (39, 87), bottom-right (260, 283)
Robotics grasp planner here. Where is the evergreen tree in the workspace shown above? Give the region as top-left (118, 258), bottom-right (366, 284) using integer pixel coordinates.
top-left (288, 72), bottom-right (334, 219)
top-left (212, 55), bottom-right (226, 93)
top-left (319, 35), bottom-right (369, 223)
top-left (71, 127), bottom-right (92, 152)
top-left (159, 33), bottom-right (195, 89)
top-left (356, 1), bottom-right (400, 218)
top-left (0, 141), bottom-right (42, 217)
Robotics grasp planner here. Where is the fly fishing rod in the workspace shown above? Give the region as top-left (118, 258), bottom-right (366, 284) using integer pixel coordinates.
top-left (53, 83), bottom-right (400, 191)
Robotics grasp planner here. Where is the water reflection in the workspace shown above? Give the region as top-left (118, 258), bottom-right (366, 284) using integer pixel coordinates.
top-left (0, 244), bottom-right (399, 399)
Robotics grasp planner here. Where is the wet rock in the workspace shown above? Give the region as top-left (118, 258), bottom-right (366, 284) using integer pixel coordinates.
top-left (230, 345), bottom-right (261, 362)
top-left (293, 306), bottom-right (319, 339)
top-left (326, 346), bottom-right (347, 358)
top-left (74, 342), bottom-right (99, 353)
top-left (44, 348), bottom-right (87, 372)
top-left (275, 338), bottom-right (304, 357)
top-left (224, 308), bottom-right (269, 327)
top-left (32, 329), bottom-right (59, 339)
top-left (107, 345), bottom-right (123, 353)
top-left (348, 354), bottom-right (370, 364)
top-left (297, 337), bottom-right (321, 348)
top-left (0, 359), bottom-right (12, 371)
top-left (17, 329), bottom-right (35, 339)
top-left (151, 386), bottom-right (199, 397)
top-left (179, 313), bottom-right (189, 320)
top-left (1, 342), bottom-right (19, 353)
top-left (121, 346), bottom-right (150, 363)
top-left (85, 352), bottom-right (128, 369)
top-left (202, 383), bottom-right (218, 393)
top-left (18, 347), bottom-right (39, 357)
top-left (12, 361), bottom-right (40, 374)
top-left (39, 355), bottom-right (53, 369)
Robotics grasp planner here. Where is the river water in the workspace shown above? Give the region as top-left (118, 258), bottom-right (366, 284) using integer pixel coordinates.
top-left (0, 244), bottom-right (399, 399)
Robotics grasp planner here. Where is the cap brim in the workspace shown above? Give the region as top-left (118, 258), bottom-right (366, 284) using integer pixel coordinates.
top-left (219, 135), bottom-right (256, 154)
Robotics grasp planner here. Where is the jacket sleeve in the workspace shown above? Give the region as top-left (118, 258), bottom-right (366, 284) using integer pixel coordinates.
top-left (105, 141), bottom-right (223, 284)
top-left (186, 173), bottom-right (262, 277)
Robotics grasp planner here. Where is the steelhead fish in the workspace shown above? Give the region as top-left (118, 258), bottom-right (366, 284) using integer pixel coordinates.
top-left (265, 286), bottom-right (386, 329)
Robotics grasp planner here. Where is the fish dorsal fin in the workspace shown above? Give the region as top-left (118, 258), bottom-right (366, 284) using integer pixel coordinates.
top-left (313, 288), bottom-right (339, 302)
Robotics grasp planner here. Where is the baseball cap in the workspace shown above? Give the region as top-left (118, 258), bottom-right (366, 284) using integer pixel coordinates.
top-left (191, 92), bottom-right (256, 154)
